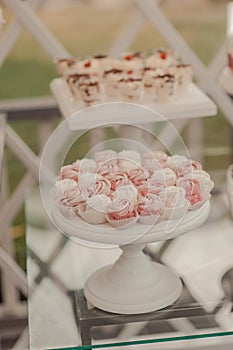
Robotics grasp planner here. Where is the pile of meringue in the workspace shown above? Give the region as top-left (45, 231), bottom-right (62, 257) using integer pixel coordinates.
top-left (51, 150), bottom-right (214, 229)
top-left (55, 49), bottom-right (193, 106)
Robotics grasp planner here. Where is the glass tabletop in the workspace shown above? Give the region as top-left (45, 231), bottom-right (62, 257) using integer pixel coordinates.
top-left (26, 171), bottom-right (233, 350)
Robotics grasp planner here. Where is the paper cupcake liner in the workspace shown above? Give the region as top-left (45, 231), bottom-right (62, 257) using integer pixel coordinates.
top-left (106, 215), bottom-right (138, 229)
top-left (177, 80), bottom-right (192, 92)
top-left (138, 214), bottom-right (160, 225)
top-left (72, 205), bottom-right (82, 218)
top-left (78, 207), bottom-right (107, 225)
top-left (156, 86), bottom-right (176, 103)
top-left (58, 202), bottom-right (77, 218)
top-left (189, 199), bottom-right (207, 211)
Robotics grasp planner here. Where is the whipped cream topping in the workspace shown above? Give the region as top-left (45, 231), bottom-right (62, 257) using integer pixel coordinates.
top-left (146, 49), bottom-right (179, 69)
top-left (56, 48), bottom-right (193, 105)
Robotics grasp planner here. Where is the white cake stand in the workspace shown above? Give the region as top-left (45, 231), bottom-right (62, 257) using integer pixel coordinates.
top-left (52, 201), bottom-right (210, 314)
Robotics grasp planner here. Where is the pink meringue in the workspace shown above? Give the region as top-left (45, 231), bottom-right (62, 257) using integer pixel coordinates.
top-left (118, 150), bottom-right (142, 172)
top-left (60, 164), bottom-right (79, 182)
top-left (93, 176), bottom-right (111, 196)
top-left (106, 198), bottom-right (138, 228)
top-left (118, 150), bottom-right (141, 163)
top-left (51, 179), bottom-right (88, 217)
top-left (138, 193), bottom-right (163, 225)
top-left (112, 184), bottom-right (138, 205)
top-left (51, 179), bottom-right (78, 202)
top-left (78, 194), bottom-right (111, 224)
top-left (142, 158), bottom-right (163, 175)
top-left (95, 150), bottom-right (118, 165)
top-left (166, 155), bottom-right (193, 177)
top-left (191, 161), bottom-right (203, 171)
top-left (176, 177), bottom-right (202, 207)
top-left (142, 151), bottom-right (168, 166)
top-left (61, 187), bottom-right (88, 207)
top-left (159, 186), bottom-right (189, 220)
top-left (107, 171), bottom-right (131, 191)
top-left (97, 161), bottom-right (119, 177)
top-left (54, 149), bottom-right (213, 227)
top-left (138, 178), bottom-right (164, 197)
top-left (151, 168), bottom-right (177, 187)
top-left (78, 172), bottom-right (96, 193)
top-left (184, 170), bottom-right (214, 210)
top-left (127, 167), bottom-right (149, 187)
top-left (79, 158), bottom-right (97, 173)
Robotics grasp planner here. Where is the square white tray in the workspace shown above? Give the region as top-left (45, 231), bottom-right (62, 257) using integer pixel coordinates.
top-left (50, 78), bottom-right (217, 129)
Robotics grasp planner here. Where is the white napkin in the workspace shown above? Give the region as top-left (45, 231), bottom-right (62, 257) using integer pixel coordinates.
top-left (162, 217), bottom-right (233, 312)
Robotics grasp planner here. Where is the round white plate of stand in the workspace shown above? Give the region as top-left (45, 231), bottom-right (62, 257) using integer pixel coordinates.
top-left (52, 201), bottom-right (210, 314)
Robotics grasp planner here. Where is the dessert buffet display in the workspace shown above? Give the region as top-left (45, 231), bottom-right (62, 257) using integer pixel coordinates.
top-left (51, 149), bottom-right (214, 229)
top-left (51, 149), bottom-right (213, 314)
top-left (55, 49), bottom-right (193, 106)
top-left (46, 44), bottom-right (216, 316)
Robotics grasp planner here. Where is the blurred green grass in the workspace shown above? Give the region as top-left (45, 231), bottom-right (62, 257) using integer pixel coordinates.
top-left (0, 59), bottom-right (56, 98)
top-left (0, 0), bottom-right (231, 265)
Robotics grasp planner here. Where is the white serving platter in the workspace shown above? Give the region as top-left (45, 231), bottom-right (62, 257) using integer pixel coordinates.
top-left (50, 78), bottom-right (217, 128)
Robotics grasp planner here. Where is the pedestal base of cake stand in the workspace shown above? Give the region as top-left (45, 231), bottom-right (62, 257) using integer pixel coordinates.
top-left (51, 201), bottom-right (210, 314)
top-left (84, 244), bottom-right (182, 314)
